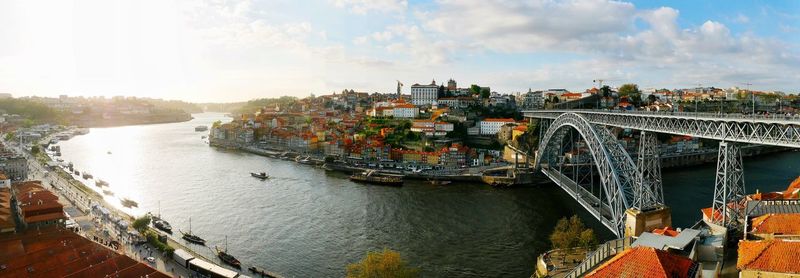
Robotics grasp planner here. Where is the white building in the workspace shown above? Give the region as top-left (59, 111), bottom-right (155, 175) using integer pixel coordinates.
top-left (480, 118), bottom-right (516, 135)
top-left (392, 103), bottom-right (419, 118)
top-left (411, 80), bottom-right (439, 106)
top-left (411, 120), bottom-right (454, 137)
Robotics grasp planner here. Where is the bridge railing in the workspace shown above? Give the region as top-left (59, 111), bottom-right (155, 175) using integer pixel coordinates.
top-left (563, 236), bottom-right (634, 278)
top-left (525, 109), bottom-right (800, 123)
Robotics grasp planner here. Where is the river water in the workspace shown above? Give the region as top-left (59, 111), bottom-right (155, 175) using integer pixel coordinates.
top-left (57, 112), bottom-right (800, 277)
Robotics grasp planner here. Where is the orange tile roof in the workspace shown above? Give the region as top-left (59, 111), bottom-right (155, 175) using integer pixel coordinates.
top-left (738, 240), bottom-right (800, 274)
top-left (0, 226), bottom-right (169, 278)
top-left (750, 214), bottom-right (800, 235)
top-left (586, 246), bottom-right (697, 278)
top-left (652, 226), bottom-right (680, 237)
top-left (701, 207), bottom-right (722, 222)
top-left (784, 176), bottom-right (800, 199)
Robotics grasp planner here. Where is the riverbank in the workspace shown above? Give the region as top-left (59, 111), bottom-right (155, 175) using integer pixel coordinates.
top-left (31, 129), bottom-right (269, 278)
top-left (237, 145), bottom-right (491, 183)
top-left (74, 113), bottom-right (193, 128)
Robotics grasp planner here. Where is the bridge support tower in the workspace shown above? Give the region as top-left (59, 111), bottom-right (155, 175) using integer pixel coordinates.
top-left (624, 131), bottom-right (671, 237)
top-left (711, 141), bottom-right (746, 231)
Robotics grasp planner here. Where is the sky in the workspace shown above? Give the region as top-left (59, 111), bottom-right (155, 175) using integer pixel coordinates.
top-left (0, 0), bottom-right (798, 103)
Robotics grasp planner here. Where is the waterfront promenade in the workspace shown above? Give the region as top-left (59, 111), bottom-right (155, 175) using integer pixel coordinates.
top-left (7, 134), bottom-right (245, 278)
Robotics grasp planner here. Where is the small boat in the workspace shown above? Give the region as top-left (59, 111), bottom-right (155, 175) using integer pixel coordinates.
top-left (428, 179), bottom-right (452, 185)
top-left (349, 170), bottom-right (403, 186)
top-left (216, 236), bottom-right (241, 268)
top-left (251, 172), bottom-right (269, 179)
top-left (82, 172), bottom-right (93, 179)
top-left (181, 217), bottom-right (206, 245)
top-left (102, 190), bottom-right (114, 196)
top-left (74, 170), bottom-right (80, 175)
top-left (152, 201), bottom-right (172, 233)
top-left (195, 125), bottom-right (208, 132)
top-left (248, 266), bottom-right (276, 277)
top-left (201, 135), bottom-right (207, 139)
top-left (96, 180), bottom-right (109, 187)
top-left (107, 151), bottom-right (112, 154)
top-left (121, 198), bottom-right (138, 208)
top-left (297, 156), bottom-right (315, 165)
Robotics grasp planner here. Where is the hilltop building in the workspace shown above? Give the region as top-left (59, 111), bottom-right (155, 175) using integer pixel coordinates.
top-left (411, 80), bottom-right (439, 106)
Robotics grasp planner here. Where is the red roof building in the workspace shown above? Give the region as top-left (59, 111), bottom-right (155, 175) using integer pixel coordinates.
top-left (0, 226), bottom-right (169, 278)
top-left (738, 240), bottom-right (800, 276)
top-left (748, 214), bottom-right (800, 239)
top-left (11, 181), bottom-right (66, 229)
top-left (585, 246), bottom-right (698, 278)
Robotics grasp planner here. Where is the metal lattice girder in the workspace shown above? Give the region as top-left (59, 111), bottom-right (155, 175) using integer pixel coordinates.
top-left (712, 141), bottom-right (746, 229)
top-left (635, 131), bottom-right (664, 210)
top-left (524, 110), bottom-right (800, 148)
top-left (536, 113), bottom-right (637, 237)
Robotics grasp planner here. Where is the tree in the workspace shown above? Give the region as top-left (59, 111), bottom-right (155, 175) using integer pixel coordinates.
top-left (470, 84), bottom-right (482, 95)
top-left (346, 248), bottom-right (419, 278)
top-left (31, 145), bottom-right (40, 154)
top-left (480, 88), bottom-right (491, 99)
top-left (549, 215), bottom-right (597, 251)
top-left (579, 229), bottom-right (597, 249)
top-left (132, 215), bottom-right (151, 232)
top-left (647, 94), bottom-right (658, 104)
top-left (600, 85), bottom-right (612, 98)
top-left (618, 83), bottom-right (640, 97)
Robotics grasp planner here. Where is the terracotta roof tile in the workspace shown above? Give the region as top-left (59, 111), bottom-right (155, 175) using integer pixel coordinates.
top-left (738, 240), bottom-right (800, 274)
top-left (586, 246), bottom-right (697, 278)
top-left (750, 214), bottom-right (800, 235)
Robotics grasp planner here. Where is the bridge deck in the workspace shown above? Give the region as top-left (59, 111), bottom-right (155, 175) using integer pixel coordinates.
top-left (525, 110), bottom-right (800, 148)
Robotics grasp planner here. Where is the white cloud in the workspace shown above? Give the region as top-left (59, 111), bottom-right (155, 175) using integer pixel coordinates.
top-left (734, 14), bottom-right (750, 24)
top-left (425, 0), bottom-right (636, 52)
top-left (331, 0), bottom-right (408, 15)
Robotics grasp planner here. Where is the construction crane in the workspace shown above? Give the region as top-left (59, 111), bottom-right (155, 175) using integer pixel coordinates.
top-left (592, 78), bottom-right (619, 88)
top-left (396, 80), bottom-right (403, 98)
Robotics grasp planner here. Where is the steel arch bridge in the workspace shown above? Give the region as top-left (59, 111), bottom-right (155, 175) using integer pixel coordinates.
top-left (535, 113), bottom-right (662, 236)
top-left (524, 110), bottom-right (800, 148)
top-left (525, 109), bottom-right (800, 236)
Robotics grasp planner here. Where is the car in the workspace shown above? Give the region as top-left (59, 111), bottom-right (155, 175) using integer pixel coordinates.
top-left (145, 257), bottom-right (156, 263)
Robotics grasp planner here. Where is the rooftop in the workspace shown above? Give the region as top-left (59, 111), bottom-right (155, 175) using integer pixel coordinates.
top-left (585, 246), bottom-right (697, 278)
top-left (0, 226), bottom-right (169, 277)
top-left (738, 240), bottom-right (800, 274)
top-left (749, 214), bottom-right (800, 235)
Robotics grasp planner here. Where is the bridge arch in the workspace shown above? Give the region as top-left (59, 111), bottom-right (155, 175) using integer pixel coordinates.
top-left (535, 113), bottom-right (638, 236)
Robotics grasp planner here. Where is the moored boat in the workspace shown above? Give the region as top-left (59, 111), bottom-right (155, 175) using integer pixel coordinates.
top-left (95, 179), bottom-right (109, 187)
top-left (151, 202), bottom-right (172, 233)
top-left (349, 170), bottom-right (403, 186)
top-left (195, 125), bottom-right (208, 132)
top-left (251, 172), bottom-right (269, 179)
top-left (428, 179), bottom-right (452, 185)
top-left (216, 236), bottom-right (241, 268)
top-left (181, 217), bottom-right (206, 245)
top-left (121, 198), bottom-right (138, 208)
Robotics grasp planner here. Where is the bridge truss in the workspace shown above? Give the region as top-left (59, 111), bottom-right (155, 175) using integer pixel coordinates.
top-left (535, 113), bottom-right (663, 236)
top-left (527, 110), bottom-right (775, 233)
top-left (525, 110), bottom-right (800, 148)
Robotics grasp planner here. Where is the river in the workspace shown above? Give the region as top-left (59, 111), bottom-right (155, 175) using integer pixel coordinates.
top-left (56, 112), bottom-right (800, 277)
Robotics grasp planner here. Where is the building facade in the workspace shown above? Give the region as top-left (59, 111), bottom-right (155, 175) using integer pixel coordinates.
top-left (480, 118), bottom-right (516, 135)
top-left (411, 80), bottom-right (439, 106)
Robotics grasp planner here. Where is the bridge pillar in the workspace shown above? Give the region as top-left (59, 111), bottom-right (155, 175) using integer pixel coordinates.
top-left (711, 141), bottom-right (746, 230)
top-left (635, 131), bottom-right (664, 209)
